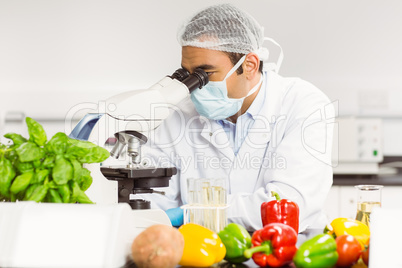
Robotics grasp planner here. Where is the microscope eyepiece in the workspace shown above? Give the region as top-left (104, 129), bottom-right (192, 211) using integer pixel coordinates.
top-left (181, 68), bottom-right (209, 93)
top-left (169, 68), bottom-right (190, 81)
top-left (168, 68), bottom-right (209, 93)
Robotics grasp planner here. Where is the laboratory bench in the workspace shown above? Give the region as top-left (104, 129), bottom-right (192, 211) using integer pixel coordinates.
top-left (333, 172), bottom-right (402, 186)
top-left (325, 157), bottom-right (402, 221)
top-left (333, 156), bottom-right (402, 186)
top-left (125, 260), bottom-right (295, 268)
top-left (126, 161), bottom-right (402, 268)
top-left (125, 260), bottom-right (296, 268)
top-left (125, 162), bottom-right (402, 268)
top-left (125, 229), bottom-right (323, 268)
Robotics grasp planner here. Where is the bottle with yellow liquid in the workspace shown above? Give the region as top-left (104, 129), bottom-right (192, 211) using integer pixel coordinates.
top-left (355, 185), bottom-right (383, 228)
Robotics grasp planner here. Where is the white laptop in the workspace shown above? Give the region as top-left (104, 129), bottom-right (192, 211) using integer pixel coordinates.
top-left (370, 208), bottom-right (402, 268)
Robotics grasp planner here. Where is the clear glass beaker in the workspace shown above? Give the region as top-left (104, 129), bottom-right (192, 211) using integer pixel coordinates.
top-left (355, 185), bottom-right (383, 228)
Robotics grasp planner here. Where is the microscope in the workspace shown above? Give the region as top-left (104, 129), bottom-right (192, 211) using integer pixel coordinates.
top-left (70, 68), bottom-right (208, 209)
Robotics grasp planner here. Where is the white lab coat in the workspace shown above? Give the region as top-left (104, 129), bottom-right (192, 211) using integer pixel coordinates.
top-left (140, 71), bottom-right (335, 232)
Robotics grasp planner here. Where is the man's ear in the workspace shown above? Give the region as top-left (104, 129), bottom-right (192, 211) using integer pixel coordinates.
top-left (243, 53), bottom-right (260, 80)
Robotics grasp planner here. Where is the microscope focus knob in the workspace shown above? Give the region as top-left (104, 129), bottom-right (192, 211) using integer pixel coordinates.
top-left (119, 188), bottom-right (131, 198)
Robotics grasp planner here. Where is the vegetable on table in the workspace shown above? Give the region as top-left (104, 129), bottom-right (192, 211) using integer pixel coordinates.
top-left (178, 223), bottom-right (226, 267)
top-left (261, 191), bottom-right (299, 233)
top-left (218, 223), bottom-right (252, 264)
top-left (243, 222), bottom-right (298, 268)
top-left (293, 233), bottom-right (338, 268)
top-left (131, 224), bottom-right (184, 268)
top-left (0, 117), bottom-right (110, 204)
top-left (336, 235), bottom-right (362, 267)
top-left (325, 217), bottom-right (370, 248)
top-left (361, 238), bottom-right (370, 266)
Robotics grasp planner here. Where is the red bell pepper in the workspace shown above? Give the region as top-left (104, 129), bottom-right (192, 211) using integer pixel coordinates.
top-left (261, 191), bottom-right (299, 233)
top-left (243, 223), bottom-right (298, 268)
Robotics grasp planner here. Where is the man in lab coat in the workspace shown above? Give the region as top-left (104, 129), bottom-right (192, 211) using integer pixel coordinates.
top-left (141, 3), bottom-right (335, 232)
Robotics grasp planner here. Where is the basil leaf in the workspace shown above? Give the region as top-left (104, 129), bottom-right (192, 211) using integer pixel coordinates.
top-left (23, 183), bottom-right (39, 200)
top-left (79, 168), bottom-right (93, 192)
top-left (52, 156), bottom-right (73, 185)
top-left (17, 161), bottom-right (34, 173)
top-left (70, 158), bottom-right (92, 192)
top-left (27, 184), bottom-right (48, 202)
top-left (4, 133), bottom-right (28, 145)
top-left (45, 132), bottom-right (68, 155)
top-left (70, 158), bottom-right (82, 181)
top-left (15, 142), bottom-right (44, 162)
top-left (66, 138), bottom-right (109, 163)
top-left (26, 117), bottom-right (47, 146)
top-left (58, 184), bottom-right (71, 203)
top-left (31, 169), bottom-right (50, 184)
top-left (42, 155), bottom-right (55, 168)
top-left (70, 181), bottom-right (93, 204)
top-left (10, 172), bottom-right (34, 194)
top-left (0, 158), bottom-right (16, 197)
top-left (47, 189), bottom-right (63, 203)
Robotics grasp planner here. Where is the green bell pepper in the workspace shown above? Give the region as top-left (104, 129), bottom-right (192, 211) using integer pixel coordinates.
top-left (293, 234), bottom-right (338, 268)
top-left (218, 223), bottom-right (252, 263)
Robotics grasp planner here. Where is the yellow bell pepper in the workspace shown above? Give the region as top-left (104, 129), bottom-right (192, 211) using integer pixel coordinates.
top-left (325, 218), bottom-right (370, 248)
top-left (178, 223), bottom-right (226, 267)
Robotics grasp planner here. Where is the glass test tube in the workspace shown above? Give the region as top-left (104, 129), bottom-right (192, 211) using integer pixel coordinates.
top-left (185, 178), bottom-right (227, 233)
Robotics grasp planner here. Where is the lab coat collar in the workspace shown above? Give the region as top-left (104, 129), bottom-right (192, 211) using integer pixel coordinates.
top-left (245, 72), bottom-right (266, 120)
top-left (262, 71), bottom-right (284, 125)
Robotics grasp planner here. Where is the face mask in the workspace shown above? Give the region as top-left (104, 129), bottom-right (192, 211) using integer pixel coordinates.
top-left (191, 55), bottom-right (262, 120)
